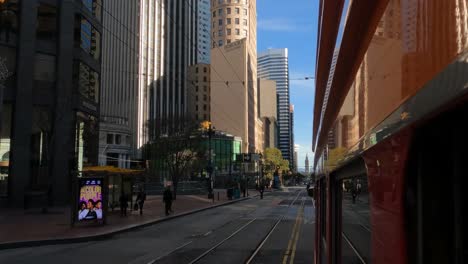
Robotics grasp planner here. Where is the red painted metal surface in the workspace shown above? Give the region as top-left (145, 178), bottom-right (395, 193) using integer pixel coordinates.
top-left (361, 129), bottom-right (412, 264)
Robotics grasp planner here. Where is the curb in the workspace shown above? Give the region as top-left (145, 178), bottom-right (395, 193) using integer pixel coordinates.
top-left (0, 197), bottom-right (252, 250)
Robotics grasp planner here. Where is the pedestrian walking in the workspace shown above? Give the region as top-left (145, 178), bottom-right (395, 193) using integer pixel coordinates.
top-left (136, 189), bottom-right (146, 215)
top-left (259, 184), bottom-right (265, 199)
top-left (163, 187), bottom-right (173, 216)
top-left (119, 192), bottom-right (129, 216)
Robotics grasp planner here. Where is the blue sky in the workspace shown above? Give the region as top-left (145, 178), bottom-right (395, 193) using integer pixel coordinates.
top-left (257, 0), bottom-right (318, 171)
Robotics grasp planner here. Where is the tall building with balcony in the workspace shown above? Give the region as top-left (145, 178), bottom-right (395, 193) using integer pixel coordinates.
top-left (210, 0), bottom-right (261, 153)
top-left (99, 0), bottom-right (140, 168)
top-left (0, 0), bottom-right (102, 206)
top-left (197, 0), bottom-right (211, 64)
top-left (258, 48), bottom-right (292, 163)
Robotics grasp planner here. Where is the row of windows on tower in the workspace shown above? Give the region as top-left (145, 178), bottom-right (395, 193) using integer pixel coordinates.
top-left (214, 18), bottom-right (248, 27)
top-left (214, 28), bottom-right (248, 37)
top-left (213, 0), bottom-right (248, 5)
top-left (213, 35), bottom-right (246, 47)
top-left (195, 104), bottom-right (209, 111)
top-left (213, 7), bottom-right (248, 17)
top-left (195, 94), bottom-right (209, 101)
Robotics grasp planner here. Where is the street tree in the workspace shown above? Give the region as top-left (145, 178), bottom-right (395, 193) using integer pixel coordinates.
top-left (142, 117), bottom-right (204, 200)
top-left (263, 148), bottom-right (290, 177)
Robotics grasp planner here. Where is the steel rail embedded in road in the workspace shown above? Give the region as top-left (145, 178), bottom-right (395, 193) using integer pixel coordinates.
top-left (245, 190), bottom-right (305, 264)
top-left (244, 216), bottom-right (284, 264)
top-left (188, 218), bottom-right (257, 264)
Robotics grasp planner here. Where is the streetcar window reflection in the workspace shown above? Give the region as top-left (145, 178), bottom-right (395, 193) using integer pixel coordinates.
top-left (341, 175), bottom-right (371, 263)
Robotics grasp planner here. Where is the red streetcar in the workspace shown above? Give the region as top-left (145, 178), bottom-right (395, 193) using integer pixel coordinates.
top-left (313, 0), bottom-right (468, 263)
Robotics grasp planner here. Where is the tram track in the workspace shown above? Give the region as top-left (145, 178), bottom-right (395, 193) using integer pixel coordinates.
top-left (149, 189), bottom-right (305, 264)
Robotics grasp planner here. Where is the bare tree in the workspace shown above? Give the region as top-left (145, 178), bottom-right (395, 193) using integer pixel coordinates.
top-left (143, 117), bottom-right (203, 199)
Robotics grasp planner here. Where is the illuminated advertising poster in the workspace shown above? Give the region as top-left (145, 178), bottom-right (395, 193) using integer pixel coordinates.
top-left (78, 178), bottom-right (104, 221)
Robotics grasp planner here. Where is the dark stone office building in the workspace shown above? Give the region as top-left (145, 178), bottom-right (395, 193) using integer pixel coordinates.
top-left (0, 0), bottom-right (102, 207)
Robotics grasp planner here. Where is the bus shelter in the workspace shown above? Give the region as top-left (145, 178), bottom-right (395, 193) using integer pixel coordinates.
top-left (82, 166), bottom-right (146, 212)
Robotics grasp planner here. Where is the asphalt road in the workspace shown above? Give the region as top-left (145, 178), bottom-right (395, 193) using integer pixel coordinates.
top-left (0, 187), bottom-right (315, 264)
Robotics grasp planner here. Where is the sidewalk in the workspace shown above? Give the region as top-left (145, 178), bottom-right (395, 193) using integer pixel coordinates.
top-left (0, 189), bottom-right (245, 248)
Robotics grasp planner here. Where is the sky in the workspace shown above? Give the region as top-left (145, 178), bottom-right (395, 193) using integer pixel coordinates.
top-left (257, 0), bottom-right (318, 172)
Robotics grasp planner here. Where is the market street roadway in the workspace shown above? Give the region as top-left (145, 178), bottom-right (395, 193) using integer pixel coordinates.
top-left (0, 187), bottom-right (315, 264)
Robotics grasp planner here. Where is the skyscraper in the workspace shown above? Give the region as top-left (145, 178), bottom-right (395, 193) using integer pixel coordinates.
top-left (0, 0), bottom-right (102, 206)
top-left (258, 49), bottom-right (291, 163)
top-left (197, 0), bottom-right (211, 64)
top-left (100, 0), bottom-right (140, 168)
top-left (305, 154), bottom-right (310, 175)
top-left (139, 0), bottom-right (198, 142)
top-left (210, 0), bottom-right (261, 152)
top-left (290, 104), bottom-right (295, 170)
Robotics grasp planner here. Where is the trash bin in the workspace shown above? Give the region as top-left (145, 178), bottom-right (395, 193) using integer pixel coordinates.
top-left (233, 188), bottom-right (240, 199)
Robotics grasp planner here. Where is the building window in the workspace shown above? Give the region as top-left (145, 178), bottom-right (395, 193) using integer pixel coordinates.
top-left (196, 86), bottom-right (199, 92)
top-left (213, 31), bottom-right (215, 37)
top-left (234, 0), bottom-right (239, 3)
top-left (203, 76), bottom-right (207, 82)
top-left (204, 114), bottom-right (207, 120)
top-left (203, 104), bottom-right (207, 110)
top-left (218, 39), bottom-right (223, 46)
top-left (218, 8), bottom-right (222, 15)
top-left (204, 86), bottom-right (207, 91)
top-left (196, 105), bottom-right (199, 111)
top-left (243, 9), bottom-right (247, 15)
top-left (218, 30), bottom-right (223, 36)
top-left (75, 62), bottom-right (100, 103)
top-left (34, 53), bottom-right (56, 82)
top-left (243, 29), bottom-right (248, 37)
top-left (37, 3), bottom-right (57, 42)
top-left (219, 19), bottom-right (223, 26)
top-left (244, 0), bottom-right (248, 4)
top-left (212, 11), bottom-right (216, 17)
top-left (196, 95), bottom-right (199, 101)
top-left (218, 0), bottom-right (223, 3)
top-left (227, 39), bottom-right (231, 43)
top-left (0, 0), bottom-right (19, 45)
top-left (125, 135), bottom-right (130, 146)
top-left (235, 18), bottom-right (240, 24)
top-left (235, 7), bottom-right (240, 14)
top-left (204, 67), bottom-right (207, 73)
top-left (243, 19), bottom-right (247, 26)
top-left (203, 94), bottom-right (207, 101)
top-left (195, 67), bottom-right (199, 73)
top-left (115, 134), bottom-right (121, 145)
top-left (107, 134), bottom-right (114, 144)
top-left (235, 28), bottom-right (240, 35)
top-left (227, 18), bottom-right (231, 24)
top-left (0, 104), bottom-right (12, 197)
top-left (78, 18), bottom-right (101, 60)
top-left (227, 28), bottom-right (231, 35)
top-left (227, 7), bottom-right (231, 14)
top-left (82, 0), bottom-right (102, 21)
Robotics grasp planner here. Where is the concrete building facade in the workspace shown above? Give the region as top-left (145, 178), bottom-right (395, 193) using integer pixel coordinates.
top-left (141, 0), bottom-right (198, 140)
top-left (258, 48), bottom-right (292, 163)
top-left (258, 79), bottom-right (277, 149)
top-left (188, 63), bottom-right (211, 122)
top-left (210, 0), bottom-right (260, 153)
top-left (0, 0), bottom-right (102, 206)
top-left (99, 0), bottom-right (140, 168)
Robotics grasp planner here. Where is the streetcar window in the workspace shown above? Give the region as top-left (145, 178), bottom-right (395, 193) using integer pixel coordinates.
top-left (341, 175), bottom-right (371, 263)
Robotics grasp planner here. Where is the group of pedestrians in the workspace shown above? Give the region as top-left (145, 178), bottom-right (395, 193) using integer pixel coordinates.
top-left (118, 187), bottom-right (174, 217)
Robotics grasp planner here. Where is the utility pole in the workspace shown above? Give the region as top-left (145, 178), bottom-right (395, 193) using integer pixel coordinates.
top-left (204, 121), bottom-right (215, 199)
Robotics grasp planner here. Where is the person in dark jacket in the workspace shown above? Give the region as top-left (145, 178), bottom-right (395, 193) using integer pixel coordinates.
top-left (163, 187), bottom-right (173, 216)
top-left (119, 192), bottom-right (129, 216)
top-left (259, 183), bottom-right (265, 199)
top-left (136, 190), bottom-right (146, 215)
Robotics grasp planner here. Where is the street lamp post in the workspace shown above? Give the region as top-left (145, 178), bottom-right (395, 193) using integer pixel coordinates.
top-left (206, 123), bottom-right (215, 199)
